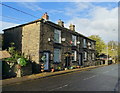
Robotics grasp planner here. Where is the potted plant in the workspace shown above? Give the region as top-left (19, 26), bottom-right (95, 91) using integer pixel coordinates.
top-left (51, 67), bottom-right (55, 72)
top-left (65, 68), bottom-right (67, 70)
top-left (58, 66), bottom-right (61, 71)
top-left (51, 64), bottom-right (55, 72)
top-left (70, 66), bottom-right (73, 69)
top-left (16, 57), bottom-right (27, 77)
top-left (76, 66), bottom-right (80, 68)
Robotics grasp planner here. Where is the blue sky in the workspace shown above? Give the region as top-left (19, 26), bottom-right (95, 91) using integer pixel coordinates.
top-left (1, 2), bottom-right (118, 43)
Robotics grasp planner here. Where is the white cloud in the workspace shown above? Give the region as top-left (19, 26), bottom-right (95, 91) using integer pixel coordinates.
top-left (19, 2), bottom-right (42, 11)
top-left (0, 21), bottom-right (19, 33)
top-left (64, 2), bottom-right (94, 18)
top-left (48, 9), bottom-right (64, 14)
top-left (65, 4), bottom-right (118, 43)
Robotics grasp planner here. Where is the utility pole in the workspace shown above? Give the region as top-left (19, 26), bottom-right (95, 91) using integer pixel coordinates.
top-left (106, 43), bottom-right (109, 65)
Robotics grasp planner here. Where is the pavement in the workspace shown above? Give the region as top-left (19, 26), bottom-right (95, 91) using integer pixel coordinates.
top-left (1, 65), bottom-right (106, 86)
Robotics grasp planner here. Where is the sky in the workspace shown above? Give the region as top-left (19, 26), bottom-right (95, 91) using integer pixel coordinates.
top-left (1, 2), bottom-right (118, 43)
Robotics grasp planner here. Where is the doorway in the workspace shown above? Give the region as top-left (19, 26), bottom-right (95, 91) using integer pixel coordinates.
top-left (43, 52), bottom-right (50, 71)
top-left (79, 53), bottom-right (83, 66)
top-left (65, 53), bottom-right (71, 68)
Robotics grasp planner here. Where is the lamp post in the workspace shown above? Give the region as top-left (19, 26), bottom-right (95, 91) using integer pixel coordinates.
top-left (106, 43), bottom-right (109, 65)
top-left (106, 29), bottom-right (116, 65)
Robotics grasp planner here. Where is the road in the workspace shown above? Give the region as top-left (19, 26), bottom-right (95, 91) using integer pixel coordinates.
top-left (2, 64), bottom-right (119, 91)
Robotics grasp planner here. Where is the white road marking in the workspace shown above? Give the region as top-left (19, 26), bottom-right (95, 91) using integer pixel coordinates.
top-left (103, 67), bottom-right (117, 74)
top-left (83, 75), bottom-right (96, 80)
top-left (49, 84), bottom-right (68, 91)
top-left (111, 68), bottom-right (116, 71)
top-left (103, 71), bottom-right (109, 73)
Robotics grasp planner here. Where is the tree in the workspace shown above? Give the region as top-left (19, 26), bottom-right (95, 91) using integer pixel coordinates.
top-left (107, 41), bottom-right (119, 63)
top-left (108, 41), bottom-right (118, 49)
top-left (88, 35), bottom-right (106, 56)
top-left (4, 42), bottom-right (28, 67)
top-left (108, 41), bottom-right (118, 57)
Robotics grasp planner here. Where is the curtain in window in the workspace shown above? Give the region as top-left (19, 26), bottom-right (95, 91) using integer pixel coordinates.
top-left (83, 39), bottom-right (87, 48)
top-left (54, 49), bottom-right (61, 63)
top-left (72, 35), bottom-right (76, 46)
top-left (54, 29), bottom-right (61, 43)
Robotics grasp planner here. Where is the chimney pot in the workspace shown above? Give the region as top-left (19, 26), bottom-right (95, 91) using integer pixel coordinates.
top-left (58, 19), bottom-right (64, 27)
top-left (42, 12), bottom-right (49, 21)
top-left (69, 24), bottom-right (75, 31)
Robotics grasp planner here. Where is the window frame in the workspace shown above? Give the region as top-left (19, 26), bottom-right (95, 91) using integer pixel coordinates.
top-left (71, 50), bottom-right (77, 61)
top-left (54, 29), bottom-right (61, 43)
top-left (53, 48), bottom-right (61, 63)
top-left (72, 35), bottom-right (77, 46)
top-left (84, 51), bottom-right (87, 61)
top-left (92, 53), bottom-right (95, 60)
top-left (83, 39), bottom-right (87, 48)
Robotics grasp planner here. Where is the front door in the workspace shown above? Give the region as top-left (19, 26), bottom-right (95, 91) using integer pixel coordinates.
top-left (43, 52), bottom-right (50, 70)
top-left (79, 54), bottom-right (82, 66)
top-left (65, 54), bottom-right (71, 68)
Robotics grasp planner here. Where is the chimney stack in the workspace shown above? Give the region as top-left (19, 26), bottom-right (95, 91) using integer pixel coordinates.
top-left (42, 12), bottom-right (49, 21)
top-left (58, 19), bottom-right (64, 27)
top-left (69, 24), bottom-right (75, 31)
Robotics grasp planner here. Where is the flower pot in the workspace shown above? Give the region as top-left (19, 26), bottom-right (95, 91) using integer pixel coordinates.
top-left (70, 67), bottom-right (73, 69)
top-left (51, 69), bottom-right (54, 72)
top-left (16, 64), bottom-right (21, 69)
top-left (65, 68), bottom-right (67, 70)
top-left (41, 69), bottom-right (44, 72)
top-left (16, 69), bottom-right (22, 77)
top-left (77, 66), bottom-right (80, 68)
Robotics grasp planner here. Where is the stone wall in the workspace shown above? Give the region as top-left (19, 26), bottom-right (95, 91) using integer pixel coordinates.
top-left (40, 22), bottom-right (82, 68)
top-left (22, 22), bottom-right (41, 73)
top-left (21, 63), bottom-right (32, 76)
top-left (3, 27), bottom-right (22, 50)
top-left (39, 22), bottom-right (54, 53)
top-left (39, 21), bottom-right (96, 68)
top-left (3, 19), bottom-right (96, 72)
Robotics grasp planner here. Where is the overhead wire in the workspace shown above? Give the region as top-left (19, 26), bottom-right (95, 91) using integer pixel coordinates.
top-left (0, 2), bottom-right (39, 18)
top-left (1, 15), bottom-right (28, 22)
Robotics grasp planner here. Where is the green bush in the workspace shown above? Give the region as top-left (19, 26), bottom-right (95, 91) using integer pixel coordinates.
top-left (17, 58), bottom-right (27, 66)
top-left (4, 42), bottom-right (29, 67)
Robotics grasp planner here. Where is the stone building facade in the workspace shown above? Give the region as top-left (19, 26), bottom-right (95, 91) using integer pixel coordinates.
top-left (3, 13), bottom-right (96, 73)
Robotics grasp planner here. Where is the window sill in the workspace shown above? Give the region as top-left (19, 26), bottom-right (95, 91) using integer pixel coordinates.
top-left (53, 62), bottom-right (61, 64)
top-left (72, 61), bottom-right (77, 63)
top-left (54, 42), bottom-right (62, 45)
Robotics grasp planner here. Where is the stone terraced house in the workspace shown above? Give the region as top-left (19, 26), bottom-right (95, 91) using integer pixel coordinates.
top-left (3, 13), bottom-right (96, 73)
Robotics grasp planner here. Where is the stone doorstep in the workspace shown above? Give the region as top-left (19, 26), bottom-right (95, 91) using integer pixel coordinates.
top-left (2, 65), bottom-right (105, 86)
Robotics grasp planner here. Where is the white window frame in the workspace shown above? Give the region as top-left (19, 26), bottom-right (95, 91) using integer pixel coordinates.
top-left (71, 50), bottom-right (77, 61)
top-left (88, 42), bottom-right (91, 49)
top-left (83, 39), bottom-right (87, 48)
top-left (84, 51), bottom-right (87, 61)
top-left (88, 53), bottom-right (91, 60)
top-left (54, 29), bottom-right (61, 43)
top-left (54, 48), bottom-right (61, 63)
top-left (92, 53), bottom-right (95, 60)
top-left (72, 35), bottom-right (77, 46)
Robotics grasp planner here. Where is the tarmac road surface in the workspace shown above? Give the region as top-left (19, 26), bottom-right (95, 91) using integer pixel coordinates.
top-left (2, 64), bottom-right (119, 91)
